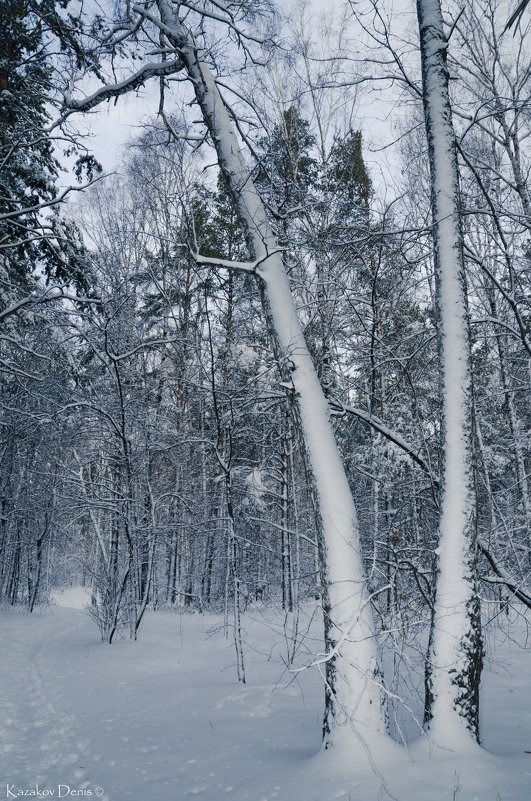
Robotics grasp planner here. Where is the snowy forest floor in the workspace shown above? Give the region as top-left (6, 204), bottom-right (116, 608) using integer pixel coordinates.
top-left (1, 591), bottom-right (530, 801)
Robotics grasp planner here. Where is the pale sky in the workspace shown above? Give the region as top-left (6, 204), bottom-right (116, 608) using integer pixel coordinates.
top-left (62, 0), bottom-right (416, 201)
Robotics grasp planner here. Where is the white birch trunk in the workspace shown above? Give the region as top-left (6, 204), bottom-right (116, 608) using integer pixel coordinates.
top-left (154, 0), bottom-right (385, 744)
top-left (417, 0), bottom-right (483, 742)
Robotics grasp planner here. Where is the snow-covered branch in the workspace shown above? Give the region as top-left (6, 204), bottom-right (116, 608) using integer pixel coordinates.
top-left (60, 59), bottom-right (184, 118)
top-left (329, 399), bottom-right (440, 488)
top-left (192, 249), bottom-right (282, 273)
top-left (0, 175), bottom-right (107, 224)
top-left (0, 287), bottom-right (101, 324)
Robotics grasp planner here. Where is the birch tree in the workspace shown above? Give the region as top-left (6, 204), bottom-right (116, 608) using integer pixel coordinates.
top-left (61, 0), bottom-right (388, 745)
top-left (161, 0), bottom-right (390, 743)
top-left (416, 0), bottom-right (483, 742)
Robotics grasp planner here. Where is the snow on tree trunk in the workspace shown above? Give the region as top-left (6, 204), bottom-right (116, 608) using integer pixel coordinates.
top-left (154, 0), bottom-right (385, 745)
top-left (417, 0), bottom-right (483, 742)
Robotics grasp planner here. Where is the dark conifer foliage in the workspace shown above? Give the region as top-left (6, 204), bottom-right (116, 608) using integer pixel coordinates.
top-left (0, 0), bottom-right (59, 287)
top-left (0, 0), bottom-right (98, 292)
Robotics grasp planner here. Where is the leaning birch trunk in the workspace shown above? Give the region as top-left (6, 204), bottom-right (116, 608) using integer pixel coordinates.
top-left (417, 0), bottom-right (483, 742)
top-left (153, 0), bottom-right (385, 746)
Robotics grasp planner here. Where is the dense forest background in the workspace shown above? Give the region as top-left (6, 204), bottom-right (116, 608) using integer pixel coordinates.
top-left (0, 0), bottom-right (529, 746)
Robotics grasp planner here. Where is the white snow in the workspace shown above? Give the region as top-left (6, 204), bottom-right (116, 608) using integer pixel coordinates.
top-left (50, 587), bottom-right (92, 610)
top-left (0, 599), bottom-right (530, 800)
top-left (244, 468), bottom-right (267, 509)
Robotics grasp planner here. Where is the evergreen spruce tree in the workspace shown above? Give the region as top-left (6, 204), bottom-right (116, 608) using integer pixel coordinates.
top-left (0, 0), bottom-right (58, 289)
top-left (0, 0), bottom-right (96, 295)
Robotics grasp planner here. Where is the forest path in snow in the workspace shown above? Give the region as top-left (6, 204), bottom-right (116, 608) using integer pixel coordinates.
top-left (0, 608), bottom-right (103, 797)
top-left (0, 600), bottom-right (325, 801)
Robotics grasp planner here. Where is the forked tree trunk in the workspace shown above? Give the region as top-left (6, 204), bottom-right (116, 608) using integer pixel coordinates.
top-left (417, 0), bottom-right (483, 742)
top-left (151, 0), bottom-right (386, 745)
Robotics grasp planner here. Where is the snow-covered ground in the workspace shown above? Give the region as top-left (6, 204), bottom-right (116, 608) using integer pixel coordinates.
top-left (1, 593), bottom-right (530, 800)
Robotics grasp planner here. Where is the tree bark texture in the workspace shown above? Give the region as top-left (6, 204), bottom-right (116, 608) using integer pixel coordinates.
top-left (417, 0), bottom-right (483, 742)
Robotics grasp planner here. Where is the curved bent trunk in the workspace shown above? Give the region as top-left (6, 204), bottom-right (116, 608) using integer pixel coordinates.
top-left (417, 0), bottom-right (483, 742)
top-left (155, 0), bottom-right (385, 745)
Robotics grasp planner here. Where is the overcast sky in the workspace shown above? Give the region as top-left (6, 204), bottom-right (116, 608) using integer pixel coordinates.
top-left (63, 0), bottom-right (415, 201)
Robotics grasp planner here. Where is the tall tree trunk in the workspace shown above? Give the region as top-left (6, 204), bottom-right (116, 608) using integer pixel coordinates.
top-left (153, 0), bottom-right (385, 744)
top-left (280, 404), bottom-right (293, 613)
top-left (417, 0), bottom-right (483, 742)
